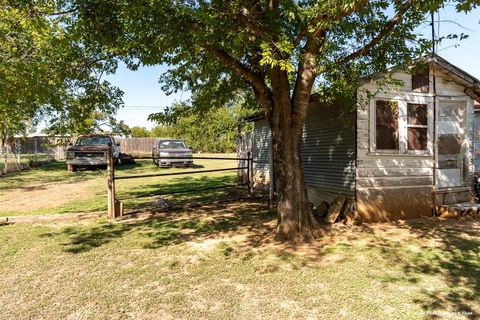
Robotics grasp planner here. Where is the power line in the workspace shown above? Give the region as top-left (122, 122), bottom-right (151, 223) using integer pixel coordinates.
top-left (121, 106), bottom-right (165, 110)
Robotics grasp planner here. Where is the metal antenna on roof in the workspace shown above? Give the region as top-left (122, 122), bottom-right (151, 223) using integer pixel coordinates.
top-left (431, 11), bottom-right (436, 56)
top-left (431, 9), bottom-right (438, 216)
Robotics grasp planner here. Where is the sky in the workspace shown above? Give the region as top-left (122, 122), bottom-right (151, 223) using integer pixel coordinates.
top-left (106, 5), bottom-right (480, 130)
top-left (104, 64), bottom-right (189, 130)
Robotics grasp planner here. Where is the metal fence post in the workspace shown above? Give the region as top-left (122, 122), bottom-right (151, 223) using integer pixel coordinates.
top-left (16, 142), bottom-right (20, 169)
top-left (107, 145), bottom-right (116, 219)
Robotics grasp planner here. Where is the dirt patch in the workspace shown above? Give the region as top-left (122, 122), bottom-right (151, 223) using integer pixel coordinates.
top-left (0, 181), bottom-right (92, 213)
top-left (118, 202), bottom-right (480, 260)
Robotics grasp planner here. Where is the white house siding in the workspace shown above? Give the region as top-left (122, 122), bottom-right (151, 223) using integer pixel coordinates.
top-left (357, 68), bottom-right (475, 222)
top-left (251, 101), bottom-right (356, 204)
top-left (474, 112), bottom-right (480, 172)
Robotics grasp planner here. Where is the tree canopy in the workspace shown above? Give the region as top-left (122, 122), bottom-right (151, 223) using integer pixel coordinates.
top-left (70, 1), bottom-right (476, 111)
top-left (0, 1), bottom-right (123, 141)
top-left (149, 101), bottom-right (252, 153)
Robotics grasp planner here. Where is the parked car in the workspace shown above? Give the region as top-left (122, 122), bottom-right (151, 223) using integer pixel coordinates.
top-left (152, 139), bottom-right (193, 167)
top-left (66, 134), bottom-right (120, 171)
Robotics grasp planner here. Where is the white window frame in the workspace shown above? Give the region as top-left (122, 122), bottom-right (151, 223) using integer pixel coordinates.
top-left (369, 94), bottom-right (433, 156)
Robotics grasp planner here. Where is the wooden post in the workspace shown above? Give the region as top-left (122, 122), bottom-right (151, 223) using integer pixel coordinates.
top-left (34, 137), bottom-right (38, 164)
top-left (107, 145), bottom-right (116, 219)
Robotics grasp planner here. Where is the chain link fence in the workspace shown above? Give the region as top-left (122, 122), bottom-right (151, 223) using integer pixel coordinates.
top-left (0, 136), bottom-right (70, 175)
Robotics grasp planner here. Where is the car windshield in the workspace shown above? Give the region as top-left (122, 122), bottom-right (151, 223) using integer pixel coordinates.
top-left (76, 137), bottom-right (111, 146)
top-left (159, 140), bottom-right (187, 149)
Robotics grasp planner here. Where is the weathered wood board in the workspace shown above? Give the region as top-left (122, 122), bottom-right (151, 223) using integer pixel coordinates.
top-left (325, 197), bottom-right (346, 224)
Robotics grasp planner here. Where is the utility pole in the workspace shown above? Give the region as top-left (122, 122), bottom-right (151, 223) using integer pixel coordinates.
top-left (431, 11), bottom-right (438, 216)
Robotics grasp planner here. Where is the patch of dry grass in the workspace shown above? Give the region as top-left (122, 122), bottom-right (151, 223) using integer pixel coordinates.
top-left (0, 156), bottom-right (240, 216)
top-left (1, 200), bottom-right (479, 319)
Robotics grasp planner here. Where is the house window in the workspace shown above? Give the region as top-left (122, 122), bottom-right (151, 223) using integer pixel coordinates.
top-left (372, 99), bottom-right (430, 154)
top-left (375, 100), bottom-right (399, 150)
top-left (407, 103), bottom-right (428, 150)
top-left (412, 68), bottom-right (429, 93)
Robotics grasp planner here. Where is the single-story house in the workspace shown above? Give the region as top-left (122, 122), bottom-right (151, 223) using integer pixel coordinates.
top-left (243, 55), bottom-right (480, 222)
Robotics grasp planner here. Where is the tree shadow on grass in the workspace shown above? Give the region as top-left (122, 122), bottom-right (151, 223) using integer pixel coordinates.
top-left (357, 219), bottom-right (480, 319)
top-left (40, 198), bottom-right (480, 318)
top-left (43, 197), bottom-right (274, 254)
top-left (61, 224), bottom-right (134, 254)
top-left (118, 174), bottom-right (246, 211)
top-left (139, 204), bottom-right (275, 249)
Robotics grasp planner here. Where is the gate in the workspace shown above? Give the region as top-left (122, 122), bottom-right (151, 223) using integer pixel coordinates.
top-left (106, 149), bottom-right (253, 219)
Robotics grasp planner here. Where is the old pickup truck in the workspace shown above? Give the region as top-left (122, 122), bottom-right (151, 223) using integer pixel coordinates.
top-left (152, 138), bottom-right (193, 167)
top-left (66, 134), bottom-right (120, 171)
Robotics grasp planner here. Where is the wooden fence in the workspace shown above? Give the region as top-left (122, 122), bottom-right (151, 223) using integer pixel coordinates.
top-left (116, 137), bottom-right (158, 156)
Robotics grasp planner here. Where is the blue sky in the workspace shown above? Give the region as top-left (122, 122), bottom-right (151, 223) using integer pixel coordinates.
top-left (106, 6), bottom-right (480, 129)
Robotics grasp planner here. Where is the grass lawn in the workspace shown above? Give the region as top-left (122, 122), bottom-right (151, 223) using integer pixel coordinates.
top-left (1, 153), bottom-right (479, 319)
top-left (0, 153), bottom-right (52, 171)
top-left (0, 204), bottom-right (479, 319)
top-left (0, 155), bottom-right (241, 217)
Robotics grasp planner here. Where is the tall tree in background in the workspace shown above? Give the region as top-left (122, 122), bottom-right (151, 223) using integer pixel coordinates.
top-left (72, 0), bottom-right (476, 241)
top-left (149, 101), bottom-right (249, 153)
top-left (0, 1), bottom-right (123, 142)
top-left (150, 125), bottom-right (175, 139)
top-left (130, 126), bottom-right (150, 138)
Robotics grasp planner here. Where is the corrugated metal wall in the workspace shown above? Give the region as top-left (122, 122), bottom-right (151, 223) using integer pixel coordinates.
top-left (251, 101), bottom-right (356, 196)
top-left (252, 119), bottom-right (271, 187)
top-left (302, 101), bottom-right (356, 196)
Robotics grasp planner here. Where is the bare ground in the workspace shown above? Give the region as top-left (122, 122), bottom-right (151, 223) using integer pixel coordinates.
top-left (113, 198), bottom-right (480, 258)
top-left (0, 180), bottom-right (92, 212)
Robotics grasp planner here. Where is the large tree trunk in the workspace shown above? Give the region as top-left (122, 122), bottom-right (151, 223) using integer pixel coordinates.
top-left (267, 76), bottom-right (319, 242)
top-left (271, 125), bottom-right (318, 242)
top-left (215, 46), bottom-right (320, 242)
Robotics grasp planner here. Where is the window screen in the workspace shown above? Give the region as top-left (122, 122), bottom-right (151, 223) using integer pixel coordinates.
top-left (376, 100), bottom-right (399, 150)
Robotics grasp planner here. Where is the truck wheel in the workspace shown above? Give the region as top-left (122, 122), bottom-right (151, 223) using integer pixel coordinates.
top-left (67, 164), bottom-right (77, 172)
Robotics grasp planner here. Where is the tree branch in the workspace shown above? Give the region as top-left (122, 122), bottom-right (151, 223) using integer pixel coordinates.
top-left (291, 30), bottom-right (326, 132)
top-left (238, 7), bottom-right (269, 40)
top-left (36, 7), bottom-right (79, 16)
top-left (211, 48), bottom-right (273, 111)
top-left (293, 0), bottom-right (369, 47)
top-left (336, 0), bottom-right (414, 65)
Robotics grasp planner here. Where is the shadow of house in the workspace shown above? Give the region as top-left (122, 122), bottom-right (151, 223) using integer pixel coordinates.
top-left (243, 55), bottom-right (480, 222)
